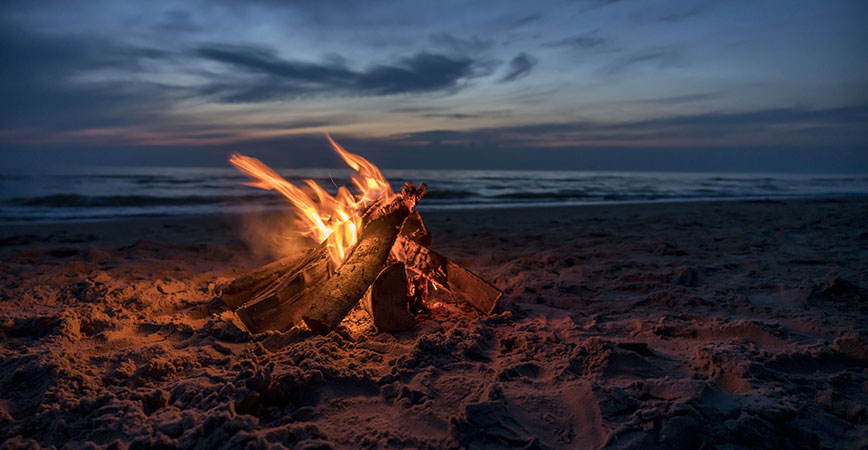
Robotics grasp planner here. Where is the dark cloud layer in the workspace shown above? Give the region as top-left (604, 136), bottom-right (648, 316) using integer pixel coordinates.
top-left (603, 48), bottom-right (683, 74)
top-left (655, 3), bottom-right (715, 23)
top-left (389, 104), bottom-right (868, 153)
top-left (429, 33), bottom-right (493, 54)
top-left (543, 34), bottom-right (606, 49)
top-left (510, 14), bottom-right (543, 28)
top-left (0, 21), bottom-right (487, 130)
top-left (628, 92), bottom-right (721, 105)
top-left (500, 53), bottom-right (537, 82)
top-left (9, 120), bottom-right (865, 173)
top-left (198, 46), bottom-right (482, 102)
top-left (0, 25), bottom-right (178, 130)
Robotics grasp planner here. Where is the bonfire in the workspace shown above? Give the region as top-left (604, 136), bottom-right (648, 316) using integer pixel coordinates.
top-left (222, 136), bottom-right (501, 334)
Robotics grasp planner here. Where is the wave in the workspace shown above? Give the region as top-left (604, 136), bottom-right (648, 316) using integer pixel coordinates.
top-left (421, 189), bottom-right (477, 199)
top-left (2, 169), bottom-right (867, 223)
top-left (492, 191), bottom-right (595, 200)
top-left (5, 193), bottom-right (277, 208)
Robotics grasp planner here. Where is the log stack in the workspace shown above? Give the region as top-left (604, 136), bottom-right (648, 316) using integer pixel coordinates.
top-left (222, 182), bottom-right (502, 335)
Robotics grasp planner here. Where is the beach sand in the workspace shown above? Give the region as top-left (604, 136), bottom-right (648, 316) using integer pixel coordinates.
top-left (1, 198), bottom-right (867, 449)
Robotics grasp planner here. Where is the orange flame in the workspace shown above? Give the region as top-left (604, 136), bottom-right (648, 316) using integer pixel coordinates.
top-left (229, 135), bottom-right (393, 267)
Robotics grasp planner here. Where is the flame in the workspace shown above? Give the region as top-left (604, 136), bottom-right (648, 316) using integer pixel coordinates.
top-left (229, 135), bottom-right (393, 267)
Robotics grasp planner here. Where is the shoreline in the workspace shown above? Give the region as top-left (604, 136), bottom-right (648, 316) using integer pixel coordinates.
top-left (2, 195), bottom-right (865, 260)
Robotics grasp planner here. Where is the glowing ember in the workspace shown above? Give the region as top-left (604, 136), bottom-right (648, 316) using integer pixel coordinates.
top-left (229, 135), bottom-right (394, 268)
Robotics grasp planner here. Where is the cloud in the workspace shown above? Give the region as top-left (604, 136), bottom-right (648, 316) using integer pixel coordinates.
top-left (602, 48), bottom-right (683, 74)
top-left (359, 53), bottom-right (480, 93)
top-left (627, 92), bottom-right (721, 105)
top-left (420, 110), bottom-right (513, 119)
top-left (429, 33), bottom-right (493, 54)
top-left (581, 0), bottom-right (628, 12)
top-left (154, 104), bottom-right (865, 170)
top-left (510, 14), bottom-right (542, 28)
top-left (657, 3), bottom-right (714, 23)
top-left (0, 24), bottom-right (180, 131)
top-left (154, 10), bottom-right (200, 32)
top-left (542, 34), bottom-right (606, 49)
top-left (626, 2), bottom-right (715, 25)
top-left (500, 53), bottom-right (537, 82)
top-left (196, 45), bottom-right (354, 81)
top-left (196, 45), bottom-right (484, 101)
top-left (394, 104), bottom-right (868, 148)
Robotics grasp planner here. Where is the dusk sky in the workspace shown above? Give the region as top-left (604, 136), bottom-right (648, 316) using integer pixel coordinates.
top-left (1, 0), bottom-right (867, 171)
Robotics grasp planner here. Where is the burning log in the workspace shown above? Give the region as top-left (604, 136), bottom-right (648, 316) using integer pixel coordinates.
top-left (394, 236), bottom-right (502, 314)
top-left (225, 211), bottom-right (425, 315)
top-left (301, 183), bottom-right (424, 333)
top-left (222, 214), bottom-right (423, 331)
top-left (361, 263), bottom-right (415, 332)
top-left (225, 202), bottom-right (389, 313)
top-left (222, 245), bottom-right (330, 309)
top-left (233, 242), bottom-right (331, 332)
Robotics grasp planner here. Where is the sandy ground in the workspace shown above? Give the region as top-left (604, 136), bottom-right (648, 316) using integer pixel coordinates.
top-left (1, 198), bottom-right (867, 449)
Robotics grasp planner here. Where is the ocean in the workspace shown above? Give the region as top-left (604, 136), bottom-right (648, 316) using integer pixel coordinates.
top-left (1, 167), bottom-right (867, 223)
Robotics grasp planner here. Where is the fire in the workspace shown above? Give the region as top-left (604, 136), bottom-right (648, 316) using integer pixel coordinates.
top-left (229, 135), bottom-right (393, 268)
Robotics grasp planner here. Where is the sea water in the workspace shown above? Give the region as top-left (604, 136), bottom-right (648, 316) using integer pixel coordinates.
top-left (1, 167), bottom-right (867, 222)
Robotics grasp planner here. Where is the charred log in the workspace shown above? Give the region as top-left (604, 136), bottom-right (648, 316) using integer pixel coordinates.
top-left (300, 203), bottom-right (412, 333)
top-left (222, 242), bottom-right (330, 309)
top-left (234, 245), bottom-right (331, 333)
top-left (300, 183), bottom-right (425, 333)
top-left (400, 210), bottom-right (431, 246)
top-left (394, 236), bottom-right (502, 314)
top-left (361, 263), bottom-right (415, 332)
top-left (407, 272), bottom-right (429, 314)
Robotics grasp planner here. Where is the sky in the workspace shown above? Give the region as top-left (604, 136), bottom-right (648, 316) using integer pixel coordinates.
top-left (1, 0), bottom-right (867, 172)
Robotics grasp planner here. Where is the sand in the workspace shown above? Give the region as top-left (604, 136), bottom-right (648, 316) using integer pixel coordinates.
top-left (1, 198), bottom-right (867, 449)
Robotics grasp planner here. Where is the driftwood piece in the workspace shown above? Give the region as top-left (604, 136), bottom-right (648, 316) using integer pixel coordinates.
top-left (222, 243), bottom-right (330, 309)
top-left (394, 236), bottom-right (502, 314)
top-left (361, 263), bottom-right (415, 332)
top-left (234, 245), bottom-right (331, 333)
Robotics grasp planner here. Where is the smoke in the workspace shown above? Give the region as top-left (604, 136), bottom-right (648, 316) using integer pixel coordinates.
top-left (236, 205), bottom-right (314, 261)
